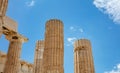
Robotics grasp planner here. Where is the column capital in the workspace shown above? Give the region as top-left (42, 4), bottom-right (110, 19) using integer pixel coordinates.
top-left (5, 33), bottom-right (28, 43)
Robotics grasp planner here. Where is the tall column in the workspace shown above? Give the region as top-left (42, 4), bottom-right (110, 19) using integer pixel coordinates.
top-left (74, 39), bottom-right (95, 73)
top-left (0, 0), bottom-right (8, 16)
top-left (3, 34), bottom-right (28, 73)
top-left (0, 0), bottom-right (8, 37)
top-left (43, 19), bottom-right (64, 73)
top-left (33, 40), bottom-right (44, 73)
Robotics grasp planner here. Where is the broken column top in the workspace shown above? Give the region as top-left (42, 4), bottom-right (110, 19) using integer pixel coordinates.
top-left (74, 39), bottom-right (91, 50)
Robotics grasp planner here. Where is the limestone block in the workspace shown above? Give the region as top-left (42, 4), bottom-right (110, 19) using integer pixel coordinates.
top-left (21, 63), bottom-right (29, 73)
top-left (3, 16), bottom-right (18, 32)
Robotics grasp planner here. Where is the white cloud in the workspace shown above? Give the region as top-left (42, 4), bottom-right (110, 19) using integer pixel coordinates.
top-left (117, 64), bottom-right (120, 69)
top-left (93, 0), bottom-right (120, 24)
top-left (104, 64), bottom-right (120, 73)
top-left (69, 26), bottom-right (84, 33)
top-left (67, 37), bottom-right (76, 43)
top-left (26, 0), bottom-right (35, 7)
top-left (79, 28), bottom-right (84, 33)
top-left (67, 37), bottom-right (77, 46)
top-left (70, 26), bottom-right (76, 31)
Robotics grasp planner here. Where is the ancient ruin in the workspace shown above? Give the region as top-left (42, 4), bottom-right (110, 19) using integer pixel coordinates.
top-left (0, 0), bottom-right (95, 73)
top-left (33, 40), bottom-right (44, 73)
top-left (74, 39), bottom-right (95, 73)
top-left (0, 0), bottom-right (28, 73)
top-left (0, 51), bottom-right (33, 73)
top-left (43, 19), bottom-right (64, 73)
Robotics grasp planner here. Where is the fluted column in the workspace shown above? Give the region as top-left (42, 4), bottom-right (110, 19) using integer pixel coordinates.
top-left (74, 39), bottom-right (95, 73)
top-left (0, 17), bottom-right (2, 37)
top-left (0, 0), bottom-right (8, 37)
top-left (0, 0), bottom-right (8, 16)
top-left (3, 34), bottom-right (28, 73)
top-left (33, 40), bottom-right (44, 73)
top-left (43, 19), bottom-right (64, 73)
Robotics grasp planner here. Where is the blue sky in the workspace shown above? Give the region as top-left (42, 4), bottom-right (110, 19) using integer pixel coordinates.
top-left (0, 0), bottom-right (120, 73)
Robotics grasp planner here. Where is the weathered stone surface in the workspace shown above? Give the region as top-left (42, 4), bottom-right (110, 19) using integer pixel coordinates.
top-left (0, 21), bottom-right (2, 37)
top-left (0, 0), bottom-right (8, 16)
top-left (0, 0), bottom-right (8, 37)
top-left (74, 39), bottom-right (95, 73)
top-left (33, 40), bottom-right (44, 73)
top-left (0, 51), bottom-right (7, 73)
top-left (0, 16), bottom-right (18, 37)
top-left (3, 16), bottom-right (18, 33)
top-left (3, 34), bottom-right (28, 73)
top-left (20, 61), bottom-right (33, 73)
top-left (0, 51), bottom-right (33, 73)
top-left (0, 17), bottom-right (3, 37)
top-left (43, 19), bottom-right (64, 73)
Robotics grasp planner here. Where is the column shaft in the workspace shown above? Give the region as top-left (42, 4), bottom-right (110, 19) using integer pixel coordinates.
top-left (0, 0), bottom-right (8, 16)
top-left (0, 17), bottom-right (3, 37)
top-left (43, 19), bottom-right (64, 73)
top-left (74, 39), bottom-right (95, 73)
top-left (4, 40), bottom-right (22, 73)
top-left (33, 40), bottom-right (44, 73)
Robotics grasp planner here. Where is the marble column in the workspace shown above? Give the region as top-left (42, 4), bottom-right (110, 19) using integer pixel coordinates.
top-left (3, 34), bottom-right (28, 73)
top-left (33, 40), bottom-right (44, 73)
top-left (0, 0), bottom-right (8, 37)
top-left (43, 19), bottom-right (64, 73)
top-left (0, 18), bottom-right (2, 37)
top-left (0, 0), bottom-right (8, 16)
top-left (74, 39), bottom-right (95, 73)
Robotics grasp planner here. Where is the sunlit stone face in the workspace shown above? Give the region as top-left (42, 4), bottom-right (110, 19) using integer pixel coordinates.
top-left (37, 48), bottom-right (44, 59)
top-left (33, 41), bottom-right (44, 73)
top-left (0, 0), bottom-right (8, 16)
top-left (43, 19), bottom-right (64, 73)
top-left (74, 39), bottom-right (95, 73)
top-left (47, 70), bottom-right (60, 73)
top-left (0, 51), bottom-right (33, 73)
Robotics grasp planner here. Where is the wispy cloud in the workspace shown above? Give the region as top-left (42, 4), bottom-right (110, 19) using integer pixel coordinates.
top-left (93, 0), bottom-right (120, 24)
top-left (69, 26), bottom-right (84, 33)
top-left (104, 64), bottom-right (120, 73)
top-left (70, 26), bottom-right (76, 31)
top-left (26, 0), bottom-right (35, 7)
top-left (79, 28), bottom-right (84, 33)
top-left (67, 27), bottom-right (84, 46)
top-left (67, 37), bottom-right (77, 46)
